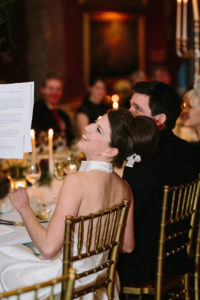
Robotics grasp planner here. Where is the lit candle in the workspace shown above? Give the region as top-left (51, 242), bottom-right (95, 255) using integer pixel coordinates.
top-left (192, 0), bottom-right (199, 21)
top-left (111, 94), bottom-right (119, 110)
top-left (48, 129), bottom-right (54, 176)
top-left (182, 0), bottom-right (188, 39)
top-left (30, 129), bottom-right (36, 164)
top-left (176, 0), bottom-right (182, 39)
top-left (113, 102), bottom-right (119, 110)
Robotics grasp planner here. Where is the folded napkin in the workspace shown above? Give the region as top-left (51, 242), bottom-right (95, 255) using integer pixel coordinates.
top-left (0, 225), bottom-right (14, 237)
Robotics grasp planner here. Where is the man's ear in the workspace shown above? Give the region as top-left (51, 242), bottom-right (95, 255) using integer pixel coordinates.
top-left (103, 147), bottom-right (119, 159)
top-left (153, 113), bottom-right (166, 128)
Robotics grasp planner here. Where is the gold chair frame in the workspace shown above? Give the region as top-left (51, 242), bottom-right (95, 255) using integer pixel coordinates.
top-left (122, 175), bottom-right (200, 300)
top-left (0, 268), bottom-right (75, 300)
top-left (194, 206), bottom-right (200, 300)
top-left (62, 200), bottom-right (129, 299)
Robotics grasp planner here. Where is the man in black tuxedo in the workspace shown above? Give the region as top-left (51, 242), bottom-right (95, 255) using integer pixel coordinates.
top-left (32, 74), bottom-right (74, 145)
top-left (117, 81), bottom-right (200, 286)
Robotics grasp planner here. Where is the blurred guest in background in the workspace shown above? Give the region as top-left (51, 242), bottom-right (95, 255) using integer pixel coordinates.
top-left (113, 79), bottom-right (132, 109)
top-left (114, 70), bottom-right (147, 109)
top-left (130, 70), bottom-right (147, 87)
top-left (76, 77), bottom-right (110, 136)
top-left (150, 64), bottom-right (172, 85)
top-left (182, 81), bottom-right (200, 150)
top-left (32, 73), bottom-right (74, 146)
top-left (118, 81), bottom-right (200, 287)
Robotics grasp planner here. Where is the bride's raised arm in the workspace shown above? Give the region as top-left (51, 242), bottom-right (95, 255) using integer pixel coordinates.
top-left (9, 173), bottom-right (81, 259)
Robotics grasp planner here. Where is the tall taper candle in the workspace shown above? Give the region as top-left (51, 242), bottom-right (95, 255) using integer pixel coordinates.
top-left (176, 0), bottom-right (182, 39)
top-left (30, 129), bottom-right (36, 164)
top-left (48, 129), bottom-right (54, 176)
top-left (192, 0), bottom-right (199, 21)
top-left (182, 0), bottom-right (188, 39)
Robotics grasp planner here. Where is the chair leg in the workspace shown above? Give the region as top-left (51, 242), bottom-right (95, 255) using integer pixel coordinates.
top-left (184, 274), bottom-right (190, 300)
top-left (194, 270), bottom-right (199, 300)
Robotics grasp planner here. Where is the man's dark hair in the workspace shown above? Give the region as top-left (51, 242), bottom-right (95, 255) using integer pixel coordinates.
top-left (133, 81), bottom-right (181, 130)
top-left (41, 73), bottom-right (64, 87)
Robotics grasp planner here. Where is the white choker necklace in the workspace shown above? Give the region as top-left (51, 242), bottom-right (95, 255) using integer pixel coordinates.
top-left (79, 161), bottom-right (113, 173)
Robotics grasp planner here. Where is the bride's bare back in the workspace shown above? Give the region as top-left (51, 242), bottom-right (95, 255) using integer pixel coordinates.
top-left (76, 170), bottom-right (131, 216)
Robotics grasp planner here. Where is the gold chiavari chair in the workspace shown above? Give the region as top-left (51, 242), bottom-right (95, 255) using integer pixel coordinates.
top-left (0, 268), bottom-right (76, 300)
top-left (194, 207), bottom-right (200, 300)
top-left (62, 200), bottom-right (129, 300)
top-left (122, 175), bottom-right (200, 300)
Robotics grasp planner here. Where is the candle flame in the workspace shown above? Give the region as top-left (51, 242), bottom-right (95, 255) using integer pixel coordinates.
top-left (113, 102), bottom-right (119, 110)
top-left (48, 128), bottom-right (54, 137)
top-left (30, 129), bottom-right (35, 137)
top-left (177, 0), bottom-right (182, 2)
top-left (111, 94), bottom-right (119, 102)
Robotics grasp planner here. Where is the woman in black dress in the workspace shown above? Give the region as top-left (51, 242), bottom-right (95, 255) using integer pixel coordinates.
top-left (76, 77), bottom-right (110, 136)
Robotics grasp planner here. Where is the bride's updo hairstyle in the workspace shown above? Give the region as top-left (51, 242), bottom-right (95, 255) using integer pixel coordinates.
top-left (107, 109), bottom-right (159, 168)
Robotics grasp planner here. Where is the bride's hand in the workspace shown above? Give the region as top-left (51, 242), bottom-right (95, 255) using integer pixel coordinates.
top-left (9, 187), bottom-right (30, 212)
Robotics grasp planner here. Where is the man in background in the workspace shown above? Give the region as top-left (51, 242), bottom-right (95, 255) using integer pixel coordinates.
top-left (118, 81), bottom-right (200, 287)
top-left (32, 73), bottom-right (74, 146)
top-left (150, 65), bottom-right (172, 85)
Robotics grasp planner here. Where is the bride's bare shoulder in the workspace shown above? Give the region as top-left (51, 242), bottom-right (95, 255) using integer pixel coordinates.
top-left (61, 172), bottom-right (81, 191)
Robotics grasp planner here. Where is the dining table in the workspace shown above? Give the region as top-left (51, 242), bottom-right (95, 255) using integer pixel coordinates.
top-left (0, 179), bottom-right (63, 246)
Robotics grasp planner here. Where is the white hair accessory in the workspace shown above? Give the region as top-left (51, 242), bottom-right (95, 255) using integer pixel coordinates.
top-left (126, 153), bottom-right (141, 168)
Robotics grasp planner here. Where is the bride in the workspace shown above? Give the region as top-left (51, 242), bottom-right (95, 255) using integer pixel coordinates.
top-left (0, 109), bottom-right (159, 299)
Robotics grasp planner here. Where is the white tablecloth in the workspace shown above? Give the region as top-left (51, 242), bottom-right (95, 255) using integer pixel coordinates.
top-left (0, 179), bottom-right (62, 245)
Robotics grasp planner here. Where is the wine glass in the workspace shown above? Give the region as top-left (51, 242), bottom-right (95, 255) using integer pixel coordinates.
top-left (25, 163), bottom-right (41, 209)
top-left (63, 154), bottom-right (77, 175)
top-left (54, 161), bottom-right (65, 181)
top-left (64, 162), bottom-right (77, 175)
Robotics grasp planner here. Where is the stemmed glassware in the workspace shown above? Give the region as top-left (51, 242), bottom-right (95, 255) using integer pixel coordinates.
top-left (54, 161), bottom-right (65, 181)
top-left (54, 158), bottom-right (77, 181)
top-left (25, 163), bottom-right (41, 210)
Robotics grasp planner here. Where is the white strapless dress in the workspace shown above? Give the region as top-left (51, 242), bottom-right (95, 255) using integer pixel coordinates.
top-left (0, 161), bottom-right (120, 299)
top-left (0, 233), bottom-right (119, 299)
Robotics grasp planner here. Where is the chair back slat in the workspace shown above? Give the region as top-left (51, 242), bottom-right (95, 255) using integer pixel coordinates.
top-left (102, 213), bottom-right (110, 248)
top-left (86, 218), bottom-right (93, 252)
top-left (185, 185), bottom-right (192, 213)
top-left (94, 215), bottom-right (102, 250)
top-left (108, 210), bottom-right (117, 244)
top-left (77, 219), bottom-right (83, 256)
top-left (170, 190), bottom-right (176, 220)
top-left (175, 188), bottom-right (182, 218)
top-left (190, 183), bottom-right (197, 212)
top-left (181, 187), bottom-right (187, 216)
top-left (63, 200), bottom-right (129, 299)
top-left (0, 269), bottom-right (76, 300)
